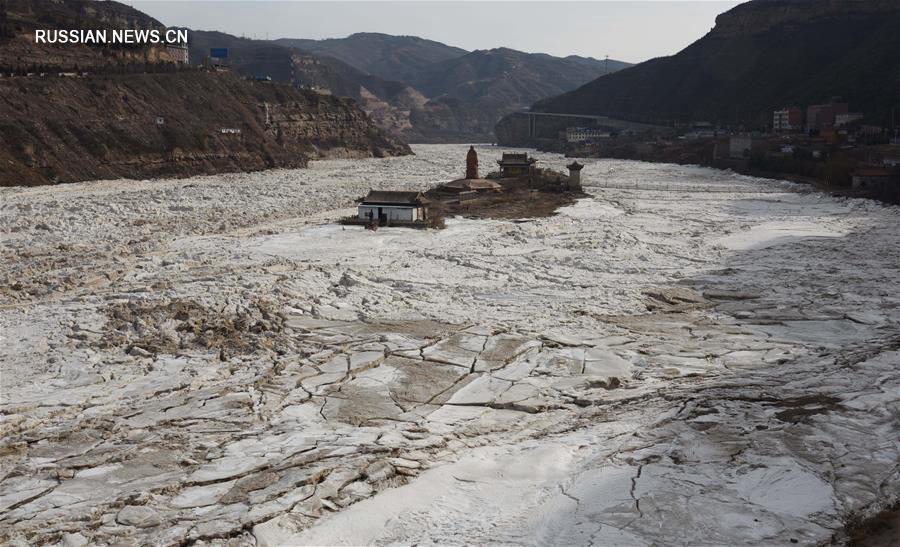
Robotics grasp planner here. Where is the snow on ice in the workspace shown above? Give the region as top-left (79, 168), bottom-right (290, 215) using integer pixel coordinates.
top-left (1, 144), bottom-right (898, 545)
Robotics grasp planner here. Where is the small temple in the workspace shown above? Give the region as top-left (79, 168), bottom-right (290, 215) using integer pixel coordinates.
top-left (497, 152), bottom-right (537, 178)
top-left (346, 146), bottom-right (585, 230)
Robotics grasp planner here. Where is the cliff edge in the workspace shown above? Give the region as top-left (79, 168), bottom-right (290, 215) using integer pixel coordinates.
top-left (0, 71), bottom-right (410, 186)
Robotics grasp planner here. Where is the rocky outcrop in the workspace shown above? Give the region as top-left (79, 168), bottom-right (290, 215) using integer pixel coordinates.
top-left (0, 0), bottom-right (179, 69)
top-left (0, 71), bottom-right (411, 186)
top-left (711, 0), bottom-right (900, 37)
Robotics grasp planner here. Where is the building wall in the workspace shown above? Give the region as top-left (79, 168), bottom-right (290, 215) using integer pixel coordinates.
top-left (729, 136), bottom-right (754, 158)
top-left (358, 205), bottom-right (421, 222)
top-left (500, 165), bottom-right (529, 177)
top-left (569, 170), bottom-right (582, 188)
top-left (773, 107), bottom-right (802, 131)
top-left (166, 45), bottom-right (189, 64)
top-left (835, 113), bottom-right (863, 126)
top-left (807, 103), bottom-right (849, 129)
top-left (852, 176), bottom-right (891, 190)
top-left (566, 128), bottom-right (610, 142)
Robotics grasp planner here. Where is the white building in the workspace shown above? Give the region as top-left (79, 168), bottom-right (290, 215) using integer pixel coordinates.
top-left (357, 191), bottom-right (430, 224)
top-left (166, 43), bottom-right (189, 65)
top-left (835, 113), bottom-right (864, 126)
top-left (773, 108), bottom-right (802, 132)
top-left (566, 127), bottom-right (611, 143)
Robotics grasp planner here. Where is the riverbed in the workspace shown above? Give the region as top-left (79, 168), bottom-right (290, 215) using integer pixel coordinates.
top-left (1, 144), bottom-right (898, 545)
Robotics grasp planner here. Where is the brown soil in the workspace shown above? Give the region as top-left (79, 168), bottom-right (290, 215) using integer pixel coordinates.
top-left (425, 177), bottom-right (586, 221)
top-left (846, 503), bottom-right (900, 547)
top-left (102, 298), bottom-right (290, 358)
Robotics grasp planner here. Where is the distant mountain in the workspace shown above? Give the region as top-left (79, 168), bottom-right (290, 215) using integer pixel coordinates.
top-left (412, 47), bottom-right (626, 109)
top-left (186, 30), bottom-right (428, 137)
top-left (406, 47), bottom-right (628, 141)
top-left (526, 0), bottom-right (900, 127)
top-left (272, 33), bottom-right (629, 141)
top-left (187, 30), bottom-right (409, 101)
top-left (189, 30), bottom-right (630, 142)
top-left (275, 32), bottom-right (468, 83)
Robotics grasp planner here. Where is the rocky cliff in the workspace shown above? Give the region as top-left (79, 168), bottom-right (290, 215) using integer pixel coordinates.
top-left (0, 1), bottom-right (410, 186)
top-left (0, 71), bottom-right (410, 186)
top-left (0, 0), bottom-right (179, 69)
top-left (710, 0), bottom-right (900, 37)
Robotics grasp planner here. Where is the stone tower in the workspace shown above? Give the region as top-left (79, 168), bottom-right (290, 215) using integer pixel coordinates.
top-left (567, 160), bottom-right (584, 191)
top-left (465, 146), bottom-right (479, 179)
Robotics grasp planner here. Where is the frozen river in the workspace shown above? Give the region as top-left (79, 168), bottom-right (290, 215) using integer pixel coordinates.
top-left (1, 144), bottom-right (898, 545)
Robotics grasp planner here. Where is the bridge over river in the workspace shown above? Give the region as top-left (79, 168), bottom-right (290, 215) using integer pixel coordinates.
top-left (516, 111), bottom-right (673, 137)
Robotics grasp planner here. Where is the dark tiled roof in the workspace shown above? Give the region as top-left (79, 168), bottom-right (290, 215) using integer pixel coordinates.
top-left (852, 168), bottom-right (890, 177)
top-left (445, 178), bottom-right (502, 190)
top-left (361, 190), bottom-right (429, 205)
top-left (498, 152), bottom-right (535, 165)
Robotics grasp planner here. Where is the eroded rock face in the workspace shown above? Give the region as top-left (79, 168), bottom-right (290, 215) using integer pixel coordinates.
top-left (1, 146), bottom-right (898, 545)
top-left (0, 72), bottom-right (411, 187)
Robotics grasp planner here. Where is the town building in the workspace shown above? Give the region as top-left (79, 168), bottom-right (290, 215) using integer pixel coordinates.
top-left (773, 107), bottom-right (803, 132)
top-left (497, 153), bottom-right (536, 177)
top-left (835, 113), bottom-right (864, 126)
top-left (566, 127), bottom-right (611, 143)
top-left (729, 136), bottom-right (763, 159)
top-left (683, 126), bottom-right (717, 139)
top-left (357, 191), bottom-right (430, 224)
top-left (807, 102), bottom-right (849, 130)
top-left (166, 43), bottom-right (189, 64)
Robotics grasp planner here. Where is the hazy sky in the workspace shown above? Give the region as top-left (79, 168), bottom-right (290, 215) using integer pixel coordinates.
top-left (127, 1), bottom-right (740, 63)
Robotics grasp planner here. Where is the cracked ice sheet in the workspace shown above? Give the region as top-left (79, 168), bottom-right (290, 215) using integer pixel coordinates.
top-left (3, 146), bottom-right (900, 545)
top-left (257, 442), bottom-right (593, 547)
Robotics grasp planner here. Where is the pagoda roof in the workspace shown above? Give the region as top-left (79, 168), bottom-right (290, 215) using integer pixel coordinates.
top-left (497, 152), bottom-right (536, 166)
top-left (445, 178), bottom-right (502, 191)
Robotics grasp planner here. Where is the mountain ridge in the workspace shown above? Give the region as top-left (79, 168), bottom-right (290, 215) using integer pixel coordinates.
top-left (520, 0), bottom-right (900, 128)
top-left (270, 32), bottom-right (630, 141)
top-left (275, 32), bottom-right (468, 84)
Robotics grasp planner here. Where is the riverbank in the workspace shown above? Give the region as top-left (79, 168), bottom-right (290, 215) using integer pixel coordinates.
top-left (561, 138), bottom-right (900, 205)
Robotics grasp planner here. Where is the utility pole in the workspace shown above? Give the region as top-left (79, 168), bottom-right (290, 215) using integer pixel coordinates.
top-left (605, 54), bottom-right (609, 75)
